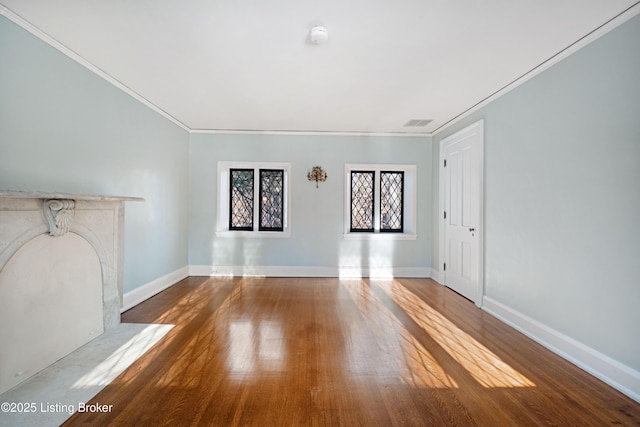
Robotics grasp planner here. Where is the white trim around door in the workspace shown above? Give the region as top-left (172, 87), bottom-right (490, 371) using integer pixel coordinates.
top-left (438, 120), bottom-right (485, 307)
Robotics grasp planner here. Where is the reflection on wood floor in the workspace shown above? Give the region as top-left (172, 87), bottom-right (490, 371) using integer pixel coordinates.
top-left (64, 277), bottom-right (640, 426)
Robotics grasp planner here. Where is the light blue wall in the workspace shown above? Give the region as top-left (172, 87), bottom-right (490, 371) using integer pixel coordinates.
top-left (189, 133), bottom-right (431, 273)
top-left (0, 16), bottom-right (190, 293)
top-left (433, 14), bottom-right (640, 370)
top-left (5, 0), bottom-right (638, 380)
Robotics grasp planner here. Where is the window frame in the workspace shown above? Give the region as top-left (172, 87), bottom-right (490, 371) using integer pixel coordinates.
top-left (349, 170), bottom-right (376, 233)
top-left (258, 169), bottom-right (285, 232)
top-left (379, 170), bottom-right (404, 233)
top-left (344, 164), bottom-right (416, 240)
top-left (218, 161), bottom-right (291, 238)
top-left (229, 168), bottom-right (255, 231)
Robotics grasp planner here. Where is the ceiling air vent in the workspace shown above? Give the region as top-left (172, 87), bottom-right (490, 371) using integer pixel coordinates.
top-left (403, 119), bottom-right (433, 127)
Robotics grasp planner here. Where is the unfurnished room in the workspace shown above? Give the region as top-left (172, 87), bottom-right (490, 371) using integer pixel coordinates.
top-left (0, 1), bottom-right (639, 426)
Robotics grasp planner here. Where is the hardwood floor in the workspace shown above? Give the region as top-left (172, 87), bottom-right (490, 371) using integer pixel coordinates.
top-left (64, 277), bottom-right (640, 426)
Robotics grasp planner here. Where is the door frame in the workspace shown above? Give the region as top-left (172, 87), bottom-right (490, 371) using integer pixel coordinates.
top-left (438, 120), bottom-right (485, 307)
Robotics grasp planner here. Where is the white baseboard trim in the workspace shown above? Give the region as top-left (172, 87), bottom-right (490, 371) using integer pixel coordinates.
top-left (189, 265), bottom-right (432, 279)
top-left (429, 268), bottom-right (444, 284)
top-left (121, 265), bottom-right (434, 313)
top-left (483, 297), bottom-right (640, 403)
top-left (121, 266), bottom-right (189, 313)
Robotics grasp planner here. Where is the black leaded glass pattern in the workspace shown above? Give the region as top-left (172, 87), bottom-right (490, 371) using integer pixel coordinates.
top-left (350, 171), bottom-right (375, 232)
top-left (380, 171), bottom-right (404, 232)
top-left (230, 169), bottom-right (254, 230)
top-left (259, 169), bottom-right (284, 231)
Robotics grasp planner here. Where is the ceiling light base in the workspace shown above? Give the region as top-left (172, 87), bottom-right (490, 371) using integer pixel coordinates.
top-left (309, 26), bottom-right (329, 44)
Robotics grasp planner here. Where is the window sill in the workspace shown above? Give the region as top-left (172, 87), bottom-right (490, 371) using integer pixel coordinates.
top-left (216, 230), bottom-right (291, 238)
top-left (343, 232), bottom-right (416, 241)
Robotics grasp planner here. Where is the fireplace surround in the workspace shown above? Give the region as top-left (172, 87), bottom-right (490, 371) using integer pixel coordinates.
top-left (0, 191), bottom-right (142, 394)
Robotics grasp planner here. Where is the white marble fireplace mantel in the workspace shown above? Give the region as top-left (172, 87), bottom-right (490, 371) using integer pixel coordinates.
top-left (0, 189), bottom-right (144, 202)
top-left (0, 190), bottom-right (143, 394)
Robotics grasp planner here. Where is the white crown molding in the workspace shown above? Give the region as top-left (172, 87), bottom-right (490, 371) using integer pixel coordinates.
top-left (432, 2), bottom-right (640, 137)
top-left (189, 129), bottom-right (430, 137)
top-left (0, 5), bottom-right (190, 132)
top-left (483, 297), bottom-right (640, 403)
top-left (3, 3), bottom-right (639, 139)
top-left (0, 6), bottom-right (429, 139)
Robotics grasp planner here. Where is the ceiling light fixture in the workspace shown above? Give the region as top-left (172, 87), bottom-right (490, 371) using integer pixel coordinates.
top-left (309, 25), bottom-right (329, 44)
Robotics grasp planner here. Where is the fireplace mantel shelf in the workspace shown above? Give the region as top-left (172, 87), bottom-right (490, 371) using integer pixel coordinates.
top-left (0, 190), bottom-right (144, 202)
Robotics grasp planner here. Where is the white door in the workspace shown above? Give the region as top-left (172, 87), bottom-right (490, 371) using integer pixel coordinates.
top-left (440, 121), bottom-right (483, 305)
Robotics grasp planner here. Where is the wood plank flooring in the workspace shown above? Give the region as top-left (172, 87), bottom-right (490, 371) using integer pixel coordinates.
top-left (64, 277), bottom-right (640, 426)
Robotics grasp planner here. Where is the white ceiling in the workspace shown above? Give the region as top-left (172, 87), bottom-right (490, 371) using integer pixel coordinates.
top-left (2, 1), bottom-right (639, 134)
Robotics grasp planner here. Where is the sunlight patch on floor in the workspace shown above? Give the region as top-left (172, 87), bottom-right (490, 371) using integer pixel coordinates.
top-left (376, 280), bottom-right (535, 388)
top-left (0, 323), bottom-right (172, 427)
top-left (341, 279), bottom-right (458, 389)
top-left (154, 283), bottom-right (246, 387)
top-left (71, 325), bottom-right (173, 389)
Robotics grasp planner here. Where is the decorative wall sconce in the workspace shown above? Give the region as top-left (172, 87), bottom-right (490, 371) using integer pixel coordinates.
top-left (307, 166), bottom-right (328, 188)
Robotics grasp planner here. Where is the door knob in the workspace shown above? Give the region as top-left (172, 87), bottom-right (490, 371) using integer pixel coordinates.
top-left (469, 228), bottom-right (475, 232)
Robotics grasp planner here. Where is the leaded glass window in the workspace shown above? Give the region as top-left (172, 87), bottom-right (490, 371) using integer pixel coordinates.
top-left (229, 169), bottom-right (254, 230)
top-left (380, 171), bottom-right (404, 232)
top-left (350, 171), bottom-right (375, 232)
top-left (219, 162), bottom-right (290, 235)
top-left (344, 164), bottom-right (415, 237)
top-left (259, 169), bottom-right (284, 231)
